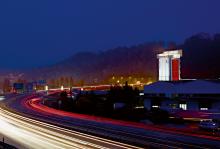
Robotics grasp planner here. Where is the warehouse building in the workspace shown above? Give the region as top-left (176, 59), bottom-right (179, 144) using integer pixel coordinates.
top-left (144, 50), bottom-right (220, 119)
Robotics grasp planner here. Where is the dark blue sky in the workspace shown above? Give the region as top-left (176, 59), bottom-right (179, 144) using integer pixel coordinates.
top-left (0, 0), bottom-right (220, 69)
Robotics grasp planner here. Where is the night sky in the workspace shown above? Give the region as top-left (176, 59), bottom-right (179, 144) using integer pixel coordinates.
top-left (0, 0), bottom-right (220, 69)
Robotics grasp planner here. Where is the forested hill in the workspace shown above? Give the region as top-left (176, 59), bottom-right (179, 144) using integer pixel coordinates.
top-left (24, 33), bottom-right (220, 83)
top-left (180, 33), bottom-right (220, 79)
top-left (25, 42), bottom-right (164, 83)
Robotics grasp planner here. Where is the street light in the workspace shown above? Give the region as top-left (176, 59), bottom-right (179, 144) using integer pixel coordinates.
top-left (136, 81), bottom-right (141, 85)
top-left (45, 85), bottom-right (48, 91)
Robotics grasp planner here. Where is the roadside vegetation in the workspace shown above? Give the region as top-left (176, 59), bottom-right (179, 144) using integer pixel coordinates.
top-left (43, 83), bottom-right (177, 124)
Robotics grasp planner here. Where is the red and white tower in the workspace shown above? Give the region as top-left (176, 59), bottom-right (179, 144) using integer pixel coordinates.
top-left (157, 50), bottom-right (182, 81)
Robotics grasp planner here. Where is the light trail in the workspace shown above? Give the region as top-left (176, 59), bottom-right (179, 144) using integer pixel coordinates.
top-left (3, 94), bottom-right (219, 148)
top-left (0, 107), bottom-right (142, 149)
top-left (23, 97), bottom-right (217, 148)
top-left (26, 97), bottom-right (220, 142)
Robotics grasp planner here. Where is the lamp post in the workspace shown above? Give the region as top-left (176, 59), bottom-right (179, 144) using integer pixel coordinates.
top-left (61, 85), bottom-right (64, 91)
top-left (45, 85), bottom-right (48, 95)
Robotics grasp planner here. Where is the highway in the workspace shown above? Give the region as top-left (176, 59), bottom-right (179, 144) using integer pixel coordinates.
top-left (0, 109), bottom-right (171, 149)
top-left (1, 93), bottom-right (220, 148)
top-left (0, 103), bottom-right (141, 149)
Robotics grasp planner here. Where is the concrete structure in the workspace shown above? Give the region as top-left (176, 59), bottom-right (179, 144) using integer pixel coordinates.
top-left (157, 50), bottom-right (182, 81)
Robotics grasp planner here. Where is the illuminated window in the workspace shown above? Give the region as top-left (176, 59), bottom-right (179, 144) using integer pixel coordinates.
top-left (199, 101), bottom-right (211, 110)
top-left (139, 93), bottom-right (144, 96)
top-left (152, 105), bottom-right (159, 108)
top-left (200, 108), bottom-right (208, 110)
top-left (179, 103), bottom-right (187, 110)
top-left (151, 100), bottom-right (161, 109)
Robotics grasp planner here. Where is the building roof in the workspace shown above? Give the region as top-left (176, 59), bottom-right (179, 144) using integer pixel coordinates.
top-left (144, 80), bottom-right (220, 94)
top-left (157, 49), bottom-right (182, 59)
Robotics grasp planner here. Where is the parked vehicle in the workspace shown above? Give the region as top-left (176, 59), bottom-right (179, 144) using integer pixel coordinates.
top-left (199, 120), bottom-right (219, 131)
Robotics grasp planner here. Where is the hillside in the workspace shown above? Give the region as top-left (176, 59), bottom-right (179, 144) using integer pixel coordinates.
top-left (25, 42), bottom-right (164, 84)
top-left (21, 33), bottom-right (220, 85)
top-left (180, 33), bottom-right (220, 79)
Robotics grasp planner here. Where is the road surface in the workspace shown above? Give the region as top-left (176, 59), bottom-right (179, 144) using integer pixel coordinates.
top-left (0, 94), bottom-right (140, 149)
top-left (2, 93), bottom-right (220, 148)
